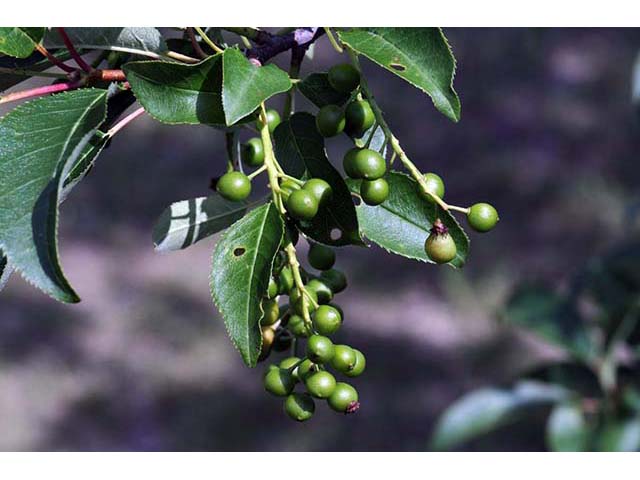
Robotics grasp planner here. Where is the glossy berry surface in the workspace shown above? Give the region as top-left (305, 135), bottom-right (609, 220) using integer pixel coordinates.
top-left (216, 171), bottom-right (251, 201)
top-left (343, 148), bottom-right (360, 178)
top-left (331, 345), bottom-right (357, 373)
top-left (284, 393), bottom-right (315, 421)
top-left (327, 382), bottom-right (359, 413)
top-left (351, 148), bottom-right (386, 180)
top-left (260, 299), bottom-right (280, 326)
top-left (279, 179), bottom-right (301, 202)
top-left (344, 349), bottom-right (366, 377)
top-left (288, 314), bottom-right (310, 337)
top-left (420, 172), bottom-right (445, 203)
top-left (307, 334), bottom-right (335, 363)
top-left (257, 108), bottom-right (281, 133)
top-left (286, 189), bottom-right (319, 221)
top-left (320, 269), bottom-right (347, 293)
top-left (316, 105), bottom-right (345, 137)
top-left (425, 221), bottom-right (457, 264)
top-left (259, 327), bottom-right (275, 361)
top-left (267, 278), bottom-right (278, 299)
top-left (328, 63), bottom-right (360, 93)
top-left (303, 178), bottom-right (333, 206)
top-left (305, 370), bottom-right (337, 399)
top-left (345, 99), bottom-right (375, 136)
top-left (306, 278), bottom-right (333, 304)
top-left (467, 202), bottom-right (499, 232)
top-left (297, 359), bottom-right (317, 381)
top-left (308, 243), bottom-right (336, 271)
top-left (313, 305), bottom-right (342, 335)
top-left (360, 178), bottom-right (389, 206)
top-left (264, 367), bottom-right (295, 396)
top-left (278, 267), bottom-right (294, 294)
top-left (241, 137), bottom-right (265, 167)
top-left (279, 356), bottom-right (301, 380)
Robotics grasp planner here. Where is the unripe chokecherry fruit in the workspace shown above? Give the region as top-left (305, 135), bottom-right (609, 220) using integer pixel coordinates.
top-left (308, 243), bottom-right (336, 271)
top-left (328, 63), bottom-right (360, 93)
top-left (306, 334), bottom-right (335, 363)
top-left (351, 148), bottom-right (386, 180)
top-left (360, 178), bottom-right (389, 206)
top-left (424, 219), bottom-right (457, 264)
top-left (467, 202), bottom-right (499, 232)
top-left (260, 299), bottom-right (280, 326)
top-left (297, 358), bottom-right (317, 381)
top-left (279, 356), bottom-right (301, 381)
top-left (257, 108), bottom-right (281, 133)
top-left (420, 172), bottom-right (445, 203)
top-left (331, 344), bottom-right (357, 373)
top-left (343, 148), bottom-right (360, 178)
top-left (277, 266), bottom-right (294, 294)
top-left (279, 179), bottom-right (301, 202)
top-left (316, 105), bottom-right (346, 137)
top-left (286, 189), bottom-right (319, 221)
top-left (313, 305), bottom-right (342, 335)
top-left (258, 327), bottom-right (275, 361)
top-left (284, 392), bottom-right (315, 421)
top-left (306, 278), bottom-right (333, 304)
top-left (303, 178), bottom-right (333, 206)
top-left (320, 269), bottom-right (347, 293)
top-left (264, 367), bottom-right (295, 396)
top-left (345, 99), bottom-right (375, 136)
top-left (290, 287), bottom-right (318, 315)
top-left (267, 278), bottom-right (278, 299)
top-left (241, 137), bottom-right (265, 167)
top-left (305, 370), bottom-right (337, 398)
top-left (328, 382), bottom-right (360, 413)
top-left (344, 349), bottom-right (366, 377)
top-left (216, 171), bottom-right (251, 201)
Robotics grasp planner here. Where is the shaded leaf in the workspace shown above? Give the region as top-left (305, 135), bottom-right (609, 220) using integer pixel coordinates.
top-left (60, 131), bottom-right (110, 200)
top-left (44, 27), bottom-right (166, 56)
top-left (546, 403), bottom-right (590, 452)
top-left (338, 27), bottom-right (460, 122)
top-left (0, 49), bottom-right (73, 93)
top-left (0, 27), bottom-right (44, 58)
top-left (0, 89), bottom-right (108, 302)
top-left (347, 171), bottom-right (469, 267)
top-left (430, 381), bottom-right (570, 451)
top-left (210, 202), bottom-right (284, 367)
top-left (352, 123), bottom-right (387, 156)
top-left (298, 72), bottom-right (350, 108)
top-left (273, 112), bottom-right (362, 246)
top-left (153, 195), bottom-right (264, 252)
top-left (598, 418), bottom-right (640, 452)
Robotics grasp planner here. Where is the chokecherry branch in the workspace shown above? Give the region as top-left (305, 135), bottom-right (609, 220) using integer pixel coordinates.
top-left (187, 27), bottom-right (208, 59)
top-left (0, 79), bottom-right (84, 105)
top-left (57, 27), bottom-right (92, 73)
top-left (35, 44), bottom-right (75, 73)
top-left (194, 27), bottom-right (224, 54)
top-left (246, 28), bottom-right (324, 65)
top-left (105, 107), bottom-right (146, 138)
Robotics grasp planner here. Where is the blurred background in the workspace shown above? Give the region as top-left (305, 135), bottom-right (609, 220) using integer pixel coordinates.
top-left (2, 28), bottom-right (640, 451)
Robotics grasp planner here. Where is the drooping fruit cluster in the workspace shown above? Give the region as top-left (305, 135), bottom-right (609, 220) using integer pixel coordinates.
top-left (260, 242), bottom-right (364, 421)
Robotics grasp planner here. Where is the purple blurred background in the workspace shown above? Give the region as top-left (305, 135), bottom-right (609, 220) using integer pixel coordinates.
top-left (2, 28), bottom-right (640, 451)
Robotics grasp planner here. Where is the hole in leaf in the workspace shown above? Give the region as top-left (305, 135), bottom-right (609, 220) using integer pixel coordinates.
top-left (330, 229), bottom-right (342, 241)
top-left (233, 247), bottom-right (246, 257)
top-left (389, 63), bottom-right (406, 72)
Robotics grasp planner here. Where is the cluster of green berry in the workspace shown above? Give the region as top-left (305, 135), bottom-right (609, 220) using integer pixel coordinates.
top-left (260, 243), bottom-right (364, 421)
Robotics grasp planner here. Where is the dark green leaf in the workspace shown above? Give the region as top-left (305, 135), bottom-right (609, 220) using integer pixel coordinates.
top-left (221, 48), bottom-right (291, 125)
top-left (0, 28), bottom-right (44, 58)
top-left (274, 112), bottom-right (362, 246)
top-left (298, 72), bottom-right (350, 108)
top-left (546, 403), bottom-right (590, 451)
top-left (0, 89), bottom-right (108, 302)
top-left (347, 171), bottom-right (468, 267)
top-left (431, 381), bottom-right (570, 451)
top-left (598, 418), bottom-right (640, 452)
top-left (503, 285), bottom-right (597, 361)
top-left (44, 27), bottom-right (166, 56)
top-left (210, 202), bottom-right (284, 367)
top-left (0, 49), bottom-right (73, 93)
top-left (153, 195), bottom-right (265, 252)
top-left (338, 27), bottom-right (460, 122)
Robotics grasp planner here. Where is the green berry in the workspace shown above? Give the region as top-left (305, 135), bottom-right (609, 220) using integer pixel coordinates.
top-left (288, 314), bottom-right (310, 338)
top-left (306, 278), bottom-right (333, 304)
top-left (278, 267), bottom-right (294, 294)
top-left (216, 171), bottom-right (251, 201)
top-left (257, 108), bottom-right (281, 133)
top-left (284, 393), bottom-right (315, 421)
top-left (425, 220), bottom-right (457, 264)
top-left (467, 202), bottom-right (499, 232)
top-left (313, 305), bottom-right (342, 335)
top-left (308, 243), bottom-right (336, 271)
top-left (305, 370), bottom-right (337, 399)
top-left (297, 358), bottom-right (317, 381)
top-left (286, 189), bottom-right (319, 221)
top-left (307, 334), bottom-right (335, 363)
top-left (279, 356), bottom-right (301, 381)
top-left (327, 382), bottom-right (359, 413)
top-left (264, 367), bottom-right (295, 396)
top-left (260, 299), bottom-right (280, 326)
top-left (420, 173), bottom-right (445, 203)
top-left (360, 178), bottom-right (389, 206)
top-left (343, 148), bottom-right (360, 178)
top-left (344, 349), bottom-right (366, 377)
top-left (291, 288), bottom-right (318, 315)
top-left (303, 178), bottom-right (333, 206)
top-left (267, 277), bottom-right (278, 299)
top-left (241, 137), bottom-right (265, 167)
top-left (345, 99), bottom-right (375, 136)
top-left (279, 179), bottom-right (301, 202)
top-left (328, 303), bottom-right (344, 319)
top-left (351, 148), bottom-right (386, 180)
top-left (259, 327), bottom-right (275, 361)
top-left (316, 105), bottom-right (345, 137)
top-left (328, 63), bottom-right (360, 93)
top-left (320, 269), bottom-right (347, 293)
top-left (331, 345), bottom-right (357, 373)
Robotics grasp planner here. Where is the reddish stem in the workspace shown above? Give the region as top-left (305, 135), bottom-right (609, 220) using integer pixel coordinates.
top-left (187, 28), bottom-right (208, 59)
top-left (57, 27), bottom-right (92, 73)
top-left (106, 107), bottom-right (146, 137)
top-left (35, 44), bottom-right (75, 73)
top-left (0, 80), bottom-right (82, 105)
top-left (91, 69), bottom-right (126, 82)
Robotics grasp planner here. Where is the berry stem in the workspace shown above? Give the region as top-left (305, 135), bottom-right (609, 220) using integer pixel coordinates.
top-left (187, 27), bottom-right (208, 59)
top-left (35, 44), bottom-right (75, 73)
top-left (447, 205), bottom-right (471, 214)
top-left (194, 27), bottom-right (224, 54)
top-left (247, 165), bottom-right (267, 179)
top-left (105, 107), bottom-right (146, 138)
top-left (258, 103), bottom-right (286, 213)
top-left (284, 242), bottom-right (317, 328)
top-left (0, 79), bottom-right (83, 105)
top-left (277, 173), bottom-right (305, 186)
top-left (324, 27), bottom-right (344, 53)
top-left (57, 27), bottom-right (92, 73)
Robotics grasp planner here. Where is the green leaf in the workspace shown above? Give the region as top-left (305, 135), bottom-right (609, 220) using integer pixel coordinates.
top-left (1, 49), bottom-right (73, 93)
top-left (153, 195), bottom-right (265, 252)
top-left (221, 48), bottom-right (291, 125)
top-left (210, 202), bottom-right (284, 367)
top-left (352, 124), bottom-right (387, 156)
top-left (338, 28), bottom-right (460, 122)
top-left (44, 27), bottom-right (166, 57)
top-left (503, 285), bottom-right (597, 361)
top-left (0, 89), bottom-right (108, 302)
top-left (298, 72), bottom-right (351, 108)
top-left (273, 112), bottom-right (362, 246)
top-left (347, 171), bottom-right (468, 267)
top-left (546, 403), bottom-right (590, 451)
top-left (598, 418), bottom-right (640, 452)
top-left (61, 131), bottom-right (109, 199)
top-left (0, 28), bottom-right (44, 58)
top-left (0, 250), bottom-right (12, 291)
top-left (431, 381), bottom-right (570, 451)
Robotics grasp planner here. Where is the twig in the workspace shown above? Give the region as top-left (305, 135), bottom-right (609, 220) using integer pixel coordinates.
top-left (35, 44), bottom-right (75, 73)
top-left (246, 28), bottom-right (324, 65)
top-left (0, 80), bottom-right (83, 105)
top-left (187, 27), bottom-right (208, 59)
top-left (324, 27), bottom-right (343, 53)
top-left (57, 27), bottom-right (92, 73)
top-left (106, 107), bottom-right (146, 137)
top-left (194, 27), bottom-right (224, 54)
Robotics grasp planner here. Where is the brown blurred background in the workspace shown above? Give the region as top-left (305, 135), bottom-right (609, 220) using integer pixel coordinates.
top-left (2, 28), bottom-right (640, 451)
